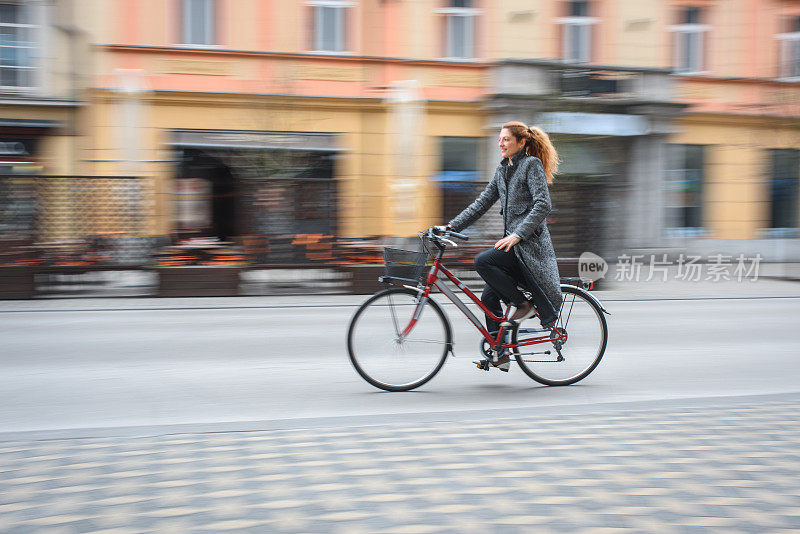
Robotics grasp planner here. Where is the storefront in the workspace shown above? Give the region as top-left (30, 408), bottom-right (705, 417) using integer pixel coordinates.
top-left (0, 118), bottom-right (62, 242)
top-left (168, 129), bottom-right (340, 263)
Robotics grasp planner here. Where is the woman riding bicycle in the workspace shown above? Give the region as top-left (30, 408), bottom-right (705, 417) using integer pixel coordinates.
top-left (441, 122), bottom-right (562, 354)
top-left (349, 127), bottom-right (607, 388)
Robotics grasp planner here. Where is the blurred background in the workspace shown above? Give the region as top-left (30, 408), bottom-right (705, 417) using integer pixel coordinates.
top-left (2, 4), bottom-right (800, 531)
top-left (0, 0), bottom-right (799, 298)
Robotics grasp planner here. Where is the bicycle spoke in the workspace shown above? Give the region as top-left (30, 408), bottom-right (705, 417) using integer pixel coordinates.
top-left (563, 294), bottom-right (576, 329)
top-left (348, 288), bottom-right (449, 392)
top-left (386, 291), bottom-right (402, 338)
top-left (512, 286), bottom-right (607, 386)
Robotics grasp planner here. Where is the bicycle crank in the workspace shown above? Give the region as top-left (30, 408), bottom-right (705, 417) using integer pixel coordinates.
top-left (475, 338), bottom-right (508, 371)
top-left (479, 337), bottom-right (497, 359)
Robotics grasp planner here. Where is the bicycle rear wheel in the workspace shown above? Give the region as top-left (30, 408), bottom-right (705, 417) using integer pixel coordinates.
top-left (511, 284), bottom-right (607, 386)
top-left (347, 288), bottom-right (451, 392)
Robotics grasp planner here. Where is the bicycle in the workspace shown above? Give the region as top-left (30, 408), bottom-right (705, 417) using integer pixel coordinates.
top-left (347, 228), bottom-right (610, 392)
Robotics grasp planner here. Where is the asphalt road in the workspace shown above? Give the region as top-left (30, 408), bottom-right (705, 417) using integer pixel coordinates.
top-left (2, 292), bottom-right (799, 438)
top-left (3, 289), bottom-right (800, 532)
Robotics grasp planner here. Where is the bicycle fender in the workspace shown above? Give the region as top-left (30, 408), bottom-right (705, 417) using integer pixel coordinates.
top-left (560, 283), bottom-right (611, 315)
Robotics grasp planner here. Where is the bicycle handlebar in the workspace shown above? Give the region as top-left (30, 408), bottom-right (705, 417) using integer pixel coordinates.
top-left (428, 226), bottom-right (469, 242)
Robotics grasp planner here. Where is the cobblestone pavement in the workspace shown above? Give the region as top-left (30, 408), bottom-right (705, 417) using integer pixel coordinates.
top-left (2, 398), bottom-right (800, 533)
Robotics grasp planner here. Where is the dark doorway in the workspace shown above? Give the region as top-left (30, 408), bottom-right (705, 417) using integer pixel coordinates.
top-left (548, 175), bottom-right (608, 258)
top-left (176, 149), bottom-right (239, 240)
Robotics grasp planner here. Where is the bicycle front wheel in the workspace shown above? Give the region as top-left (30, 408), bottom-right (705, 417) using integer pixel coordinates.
top-left (347, 288), bottom-right (451, 392)
top-left (512, 284), bottom-right (608, 386)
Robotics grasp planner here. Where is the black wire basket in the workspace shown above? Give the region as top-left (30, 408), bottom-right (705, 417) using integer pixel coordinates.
top-left (383, 237), bottom-right (430, 285)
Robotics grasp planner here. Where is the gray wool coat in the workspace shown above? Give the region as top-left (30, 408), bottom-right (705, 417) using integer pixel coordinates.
top-left (448, 152), bottom-right (562, 311)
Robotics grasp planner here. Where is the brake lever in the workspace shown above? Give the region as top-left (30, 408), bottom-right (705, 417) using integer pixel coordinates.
top-left (441, 237), bottom-right (457, 247)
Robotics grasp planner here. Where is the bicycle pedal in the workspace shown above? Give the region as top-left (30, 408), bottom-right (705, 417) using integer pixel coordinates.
top-left (472, 359), bottom-right (491, 371)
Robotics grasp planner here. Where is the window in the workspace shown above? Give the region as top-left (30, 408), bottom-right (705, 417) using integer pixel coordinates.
top-left (0, 3), bottom-right (36, 89)
top-left (182, 0), bottom-right (214, 46)
top-left (777, 16), bottom-right (800, 80)
top-left (670, 6), bottom-right (709, 74)
top-left (437, 0), bottom-right (478, 59)
top-left (556, 1), bottom-right (597, 63)
top-left (768, 149), bottom-right (799, 236)
top-left (436, 137), bottom-right (481, 222)
top-left (307, 0), bottom-right (353, 53)
top-left (666, 144), bottom-right (706, 236)
top-left (438, 136), bottom-right (480, 181)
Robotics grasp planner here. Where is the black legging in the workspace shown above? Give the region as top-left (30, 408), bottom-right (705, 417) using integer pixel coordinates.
top-left (474, 247), bottom-right (558, 332)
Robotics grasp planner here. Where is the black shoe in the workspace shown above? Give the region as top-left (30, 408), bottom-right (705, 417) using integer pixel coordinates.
top-left (491, 354), bottom-right (511, 372)
top-left (473, 352), bottom-right (510, 372)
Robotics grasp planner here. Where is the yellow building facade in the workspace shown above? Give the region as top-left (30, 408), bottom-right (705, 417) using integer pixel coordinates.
top-left (14, 1), bottom-right (796, 261)
top-left (490, 0), bottom-right (800, 259)
top-left (77, 0), bottom-right (490, 245)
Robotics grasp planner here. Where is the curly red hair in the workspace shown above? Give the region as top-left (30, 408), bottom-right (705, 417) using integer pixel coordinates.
top-left (502, 121), bottom-right (560, 184)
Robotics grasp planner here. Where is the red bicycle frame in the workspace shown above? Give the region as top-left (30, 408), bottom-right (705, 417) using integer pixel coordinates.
top-left (400, 256), bottom-right (564, 351)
